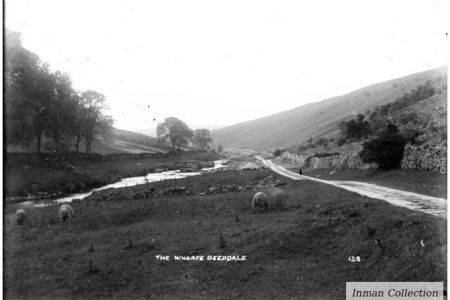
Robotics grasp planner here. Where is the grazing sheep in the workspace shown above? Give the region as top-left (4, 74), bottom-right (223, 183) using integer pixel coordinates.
top-left (58, 204), bottom-right (73, 222)
top-left (254, 186), bottom-right (288, 210)
top-left (265, 187), bottom-right (288, 209)
top-left (252, 192), bottom-right (269, 213)
top-left (16, 209), bottom-right (27, 225)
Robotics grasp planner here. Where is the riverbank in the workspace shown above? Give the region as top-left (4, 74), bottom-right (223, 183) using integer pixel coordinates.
top-left (4, 168), bottom-right (446, 299)
top-left (4, 150), bottom-right (221, 200)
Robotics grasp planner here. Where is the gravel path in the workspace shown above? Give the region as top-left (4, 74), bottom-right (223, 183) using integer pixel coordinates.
top-left (257, 156), bottom-right (447, 218)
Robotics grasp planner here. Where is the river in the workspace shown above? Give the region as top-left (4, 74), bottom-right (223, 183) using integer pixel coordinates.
top-left (19, 160), bottom-right (227, 208)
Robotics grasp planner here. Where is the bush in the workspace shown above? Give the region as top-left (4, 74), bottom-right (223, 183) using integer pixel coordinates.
top-left (398, 111), bottom-right (418, 125)
top-left (400, 128), bottom-right (420, 144)
top-left (359, 124), bottom-right (407, 170)
top-left (296, 145), bottom-right (308, 153)
top-left (339, 114), bottom-right (371, 140)
top-left (216, 145), bottom-right (223, 153)
top-left (273, 148), bottom-right (286, 157)
top-left (315, 137), bottom-right (329, 147)
top-left (336, 136), bottom-right (346, 146)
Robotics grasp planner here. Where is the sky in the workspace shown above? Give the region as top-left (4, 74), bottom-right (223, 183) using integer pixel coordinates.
top-left (5, 0), bottom-right (448, 133)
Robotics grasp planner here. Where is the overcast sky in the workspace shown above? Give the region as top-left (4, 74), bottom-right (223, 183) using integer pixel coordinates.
top-left (5, 0), bottom-right (448, 132)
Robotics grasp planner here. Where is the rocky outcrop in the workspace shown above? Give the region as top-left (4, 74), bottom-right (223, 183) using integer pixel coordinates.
top-left (401, 144), bottom-right (447, 174)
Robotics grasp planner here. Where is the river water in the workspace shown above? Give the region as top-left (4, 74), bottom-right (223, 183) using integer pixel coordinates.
top-left (20, 160), bottom-right (227, 207)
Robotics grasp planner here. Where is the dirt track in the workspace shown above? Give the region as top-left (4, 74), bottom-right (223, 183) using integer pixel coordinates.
top-left (257, 156), bottom-right (447, 218)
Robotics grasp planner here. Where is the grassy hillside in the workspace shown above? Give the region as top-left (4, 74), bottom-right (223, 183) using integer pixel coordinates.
top-left (6, 128), bottom-right (170, 154)
top-left (288, 88), bottom-right (447, 156)
top-left (211, 66), bottom-right (447, 151)
top-left (89, 128), bottom-right (171, 154)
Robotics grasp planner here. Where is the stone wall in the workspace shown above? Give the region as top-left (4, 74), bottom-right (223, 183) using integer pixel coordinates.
top-left (278, 144), bottom-right (447, 174)
top-left (278, 151), bottom-right (376, 170)
top-left (401, 144), bottom-right (447, 174)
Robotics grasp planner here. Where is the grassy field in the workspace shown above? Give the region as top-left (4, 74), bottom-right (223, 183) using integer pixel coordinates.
top-left (4, 151), bottom-right (220, 198)
top-left (4, 168), bottom-right (446, 299)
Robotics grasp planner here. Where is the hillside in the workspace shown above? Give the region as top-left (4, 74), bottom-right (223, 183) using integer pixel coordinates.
top-left (6, 128), bottom-right (170, 154)
top-left (211, 66), bottom-right (447, 151)
top-left (90, 128), bottom-right (170, 154)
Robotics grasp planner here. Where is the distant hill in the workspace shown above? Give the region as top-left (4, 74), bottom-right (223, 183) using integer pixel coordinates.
top-left (90, 128), bottom-right (170, 154)
top-left (211, 66), bottom-right (447, 151)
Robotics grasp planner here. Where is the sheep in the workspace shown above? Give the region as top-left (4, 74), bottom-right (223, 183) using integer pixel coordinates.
top-left (16, 209), bottom-right (27, 225)
top-left (252, 192), bottom-right (269, 213)
top-left (265, 187), bottom-right (288, 209)
top-left (58, 204), bottom-right (74, 222)
top-left (253, 186), bottom-right (288, 210)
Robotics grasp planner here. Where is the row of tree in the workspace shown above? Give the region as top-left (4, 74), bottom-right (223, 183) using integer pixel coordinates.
top-left (156, 117), bottom-right (213, 150)
top-left (4, 30), bottom-right (113, 153)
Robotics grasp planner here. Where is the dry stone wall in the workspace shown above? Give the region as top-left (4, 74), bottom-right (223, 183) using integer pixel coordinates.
top-left (401, 144), bottom-right (447, 174)
top-left (278, 151), bottom-right (376, 170)
top-left (279, 144), bottom-right (447, 174)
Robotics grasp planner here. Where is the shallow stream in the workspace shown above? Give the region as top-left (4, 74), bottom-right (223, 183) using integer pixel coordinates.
top-left (19, 160), bottom-right (227, 207)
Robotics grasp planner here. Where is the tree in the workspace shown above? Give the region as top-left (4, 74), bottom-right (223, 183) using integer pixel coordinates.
top-left (359, 124), bottom-right (407, 170)
top-left (44, 71), bottom-right (79, 152)
top-left (4, 29), bottom-right (44, 151)
top-left (273, 148), bottom-right (285, 157)
top-left (216, 145), bottom-right (223, 153)
top-left (4, 28), bottom-right (114, 154)
top-left (193, 128), bottom-right (212, 149)
top-left (69, 93), bottom-right (84, 152)
top-left (156, 117), bottom-right (193, 150)
top-left (339, 114), bottom-right (371, 140)
top-left (79, 91), bottom-right (113, 153)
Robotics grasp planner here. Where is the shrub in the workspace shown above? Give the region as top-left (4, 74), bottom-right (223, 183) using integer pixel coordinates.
top-left (297, 145), bottom-right (308, 153)
top-left (400, 128), bottom-right (420, 144)
top-left (339, 114), bottom-right (371, 140)
top-left (273, 148), bottom-right (286, 157)
top-left (336, 136), bottom-right (346, 146)
top-left (398, 111), bottom-right (418, 125)
top-left (359, 124), bottom-right (407, 170)
top-left (315, 137), bottom-right (329, 147)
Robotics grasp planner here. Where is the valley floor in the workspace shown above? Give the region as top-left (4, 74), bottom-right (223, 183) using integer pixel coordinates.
top-left (4, 150), bottom-right (219, 199)
top-left (4, 168), bottom-right (447, 299)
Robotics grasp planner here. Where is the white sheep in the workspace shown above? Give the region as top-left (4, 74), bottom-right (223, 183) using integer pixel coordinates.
top-left (16, 209), bottom-right (27, 225)
top-left (254, 186), bottom-right (288, 210)
top-left (265, 187), bottom-right (288, 209)
top-left (252, 192), bottom-right (269, 213)
top-left (58, 204), bottom-right (74, 222)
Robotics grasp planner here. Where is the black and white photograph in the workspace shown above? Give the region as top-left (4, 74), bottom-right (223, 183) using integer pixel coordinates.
top-left (2, 0), bottom-right (448, 299)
